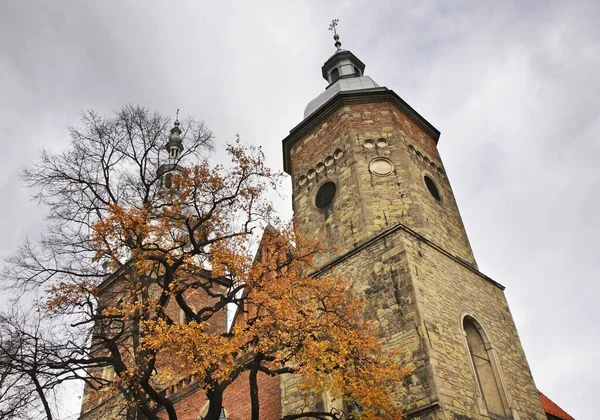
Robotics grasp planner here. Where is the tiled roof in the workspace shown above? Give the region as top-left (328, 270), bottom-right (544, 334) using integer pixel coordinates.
top-left (539, 391), bottom-right (575, 420)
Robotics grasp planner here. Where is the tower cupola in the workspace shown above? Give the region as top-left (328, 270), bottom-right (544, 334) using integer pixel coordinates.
top-left (157, 111), bottom-right (185, 188)
top-left (322, 21), bottom-right (364, 84)
top-left (303, 20), bottom-right (382, 119)
top-left (321, 49), bottom-right (366, 85)
top-left (165, 117), bottom-right (184, 164)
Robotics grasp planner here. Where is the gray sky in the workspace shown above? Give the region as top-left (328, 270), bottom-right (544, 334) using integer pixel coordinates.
top-left (1, 1), bottom-right (598, 418)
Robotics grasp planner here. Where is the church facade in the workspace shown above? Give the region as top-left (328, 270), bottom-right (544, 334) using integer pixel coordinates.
top-left (79, 29), bottom-right (563, 420)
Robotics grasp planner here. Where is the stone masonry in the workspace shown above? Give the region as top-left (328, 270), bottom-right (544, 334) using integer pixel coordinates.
top-left (281, 91), bottom-right (548, 419)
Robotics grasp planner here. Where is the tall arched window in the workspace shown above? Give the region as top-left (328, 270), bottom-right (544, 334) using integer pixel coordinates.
top-left (463, 317), bottom-right (510, 418)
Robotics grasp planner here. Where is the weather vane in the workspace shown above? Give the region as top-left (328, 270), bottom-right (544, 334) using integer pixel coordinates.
top-left (329, 19), bottom-right (342, 51)
top-left (175, 109), bottom-right (180, 121)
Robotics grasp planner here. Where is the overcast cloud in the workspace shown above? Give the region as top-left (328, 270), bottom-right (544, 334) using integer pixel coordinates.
top-left (1, 1), bottom-right (598, 418)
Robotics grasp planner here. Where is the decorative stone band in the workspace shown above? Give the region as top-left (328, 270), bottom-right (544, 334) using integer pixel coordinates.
top-left (310, 220), bottom-right (503, 290)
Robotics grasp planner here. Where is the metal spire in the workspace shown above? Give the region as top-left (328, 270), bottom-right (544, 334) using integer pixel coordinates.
top-left (329, 19), bottom-right (342, 51)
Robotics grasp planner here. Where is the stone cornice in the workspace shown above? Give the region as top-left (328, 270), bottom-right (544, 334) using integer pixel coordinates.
top-left (310, 221), bottom-right (505, 291)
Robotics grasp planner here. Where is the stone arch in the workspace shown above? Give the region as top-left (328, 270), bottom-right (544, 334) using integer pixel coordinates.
top-left (460, 313), bottom-right (513, 419)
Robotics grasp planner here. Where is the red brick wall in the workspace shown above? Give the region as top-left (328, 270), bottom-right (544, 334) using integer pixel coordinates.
top-left (163, 372), bottom-right (281, 420)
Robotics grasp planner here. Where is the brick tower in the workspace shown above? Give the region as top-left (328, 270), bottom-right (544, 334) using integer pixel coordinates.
top-left (280, 25), bottom-right (547, 419)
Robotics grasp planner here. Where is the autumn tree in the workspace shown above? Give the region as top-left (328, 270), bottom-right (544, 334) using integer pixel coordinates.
top-left (2, 105), bottom-right (409, 420)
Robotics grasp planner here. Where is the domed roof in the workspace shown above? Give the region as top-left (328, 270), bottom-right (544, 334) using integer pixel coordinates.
top-left (304, 75), bottom-right (381, 118)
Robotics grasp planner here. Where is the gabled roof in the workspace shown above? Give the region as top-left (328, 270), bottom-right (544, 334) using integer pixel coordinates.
top-left (539, 391), bottom-right (575, 420)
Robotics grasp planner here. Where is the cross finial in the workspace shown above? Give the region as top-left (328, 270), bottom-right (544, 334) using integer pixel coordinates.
top-left (329, 19), bottom-right (342, 51)
top-left (329, 19), bottom-right (339, 35)
top-left (173, 109), bottom-right (180, 128)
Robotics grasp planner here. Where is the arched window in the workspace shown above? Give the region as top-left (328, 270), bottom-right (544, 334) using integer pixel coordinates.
top-left (164, 172), bottom-right (173, 189)
top-left (463, 317), bottom-right (510, 418)
top-left (330, 68), bottom-right (340, 83)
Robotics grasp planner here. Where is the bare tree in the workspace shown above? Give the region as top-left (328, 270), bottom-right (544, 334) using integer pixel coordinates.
top-left (0, 310), bottom-right (61, 420)
top-left (3, 105), bottom-right (218, 419)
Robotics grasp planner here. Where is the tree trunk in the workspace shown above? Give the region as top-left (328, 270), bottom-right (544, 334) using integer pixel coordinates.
top-left (250, 359), bottom-right (260, 420)
top-left (30, 374), bottom-right (53, 420)
top-left (204, 387), bottom-right (224, 420)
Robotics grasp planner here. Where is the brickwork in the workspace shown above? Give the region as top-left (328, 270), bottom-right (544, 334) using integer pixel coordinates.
top-left (159, 372), bottom-right (280, 420)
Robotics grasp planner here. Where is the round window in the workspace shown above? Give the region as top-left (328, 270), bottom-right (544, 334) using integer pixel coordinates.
top-left (369, 158), bottom-right (394, 176)
top-left (363, 139), bottom-right (375, 149)
top-left (315, 181), bottom-right (337, 209)
top-left (424, 175), bottom-right (441, 202)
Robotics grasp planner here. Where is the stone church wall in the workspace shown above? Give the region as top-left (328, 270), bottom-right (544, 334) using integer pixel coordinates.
top-left (279, 227), bottom-right (439, 418)
top-left (402, 234), bottom-right (547, 419)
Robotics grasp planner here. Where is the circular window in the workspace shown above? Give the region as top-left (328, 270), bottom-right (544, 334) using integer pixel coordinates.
top-left (369, 158), bottom-right (394, 176)
top-left (324, 156), bottom-right (334, 166)
top-left (307, 169), bottom-right (316, 179)
top-left (363, 139), bottom-right (375, 149)
top-left (376, 138), bottom-right (388, 148)
top-left (424, 175), bottom-right (442, 202)
top-left (316, 162), bottom-right (325, 173)
top-left (315, 181), bottom-right (336, 208)
top-left (298, 176), bottom-right (307, 186)
top-left (334, 149), bottom-right (344, 159)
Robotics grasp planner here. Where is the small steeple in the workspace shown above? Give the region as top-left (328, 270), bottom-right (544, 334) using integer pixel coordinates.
top-left (321, 19), bottom-right (366, 86)
top-left (157, 110), bottom-right (185, 188)
top-left (302, 21), bottom-right (382, 118)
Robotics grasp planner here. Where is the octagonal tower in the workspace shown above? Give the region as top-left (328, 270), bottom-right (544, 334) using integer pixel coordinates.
top-left (280, 30), bottom-right (546, 420)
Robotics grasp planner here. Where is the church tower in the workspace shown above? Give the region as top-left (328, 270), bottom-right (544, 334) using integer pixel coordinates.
top-left (280, 22), bottom-right (547, 420)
